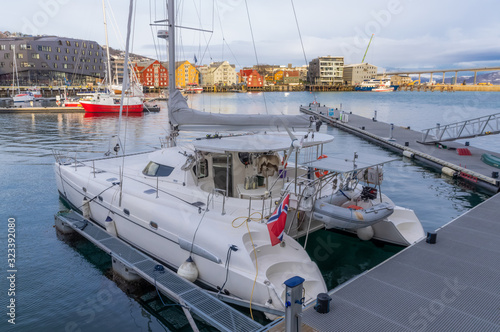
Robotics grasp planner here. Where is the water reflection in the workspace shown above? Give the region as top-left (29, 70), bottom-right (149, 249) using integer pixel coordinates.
top-left (0, 91), bottom-right (494, 331)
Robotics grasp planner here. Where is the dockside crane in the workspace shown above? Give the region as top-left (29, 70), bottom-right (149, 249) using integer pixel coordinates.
top-left (361, 34), bottom-right (374, 63)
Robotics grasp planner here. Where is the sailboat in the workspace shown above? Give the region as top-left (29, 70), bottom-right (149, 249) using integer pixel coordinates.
top-left (80, 0), bottom-right (143, 113)
top-left (11, 45), bottom-right (42, 104)
top-left (55, 0), bottom-right (331, 317)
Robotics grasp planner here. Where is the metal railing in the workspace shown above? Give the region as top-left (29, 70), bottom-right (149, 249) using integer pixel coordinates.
top-left (420, 112), bottom-right (500, 144)
top-left (206, 188), bottom-right (226, 215)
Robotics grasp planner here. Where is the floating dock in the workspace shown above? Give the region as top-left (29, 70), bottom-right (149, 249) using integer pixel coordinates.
top-left (55, 210), bottom-right (262, 332)
top-left (294, 192), bottom-right (500, 331)
top-left (301, 105), bottom-right (500, 193)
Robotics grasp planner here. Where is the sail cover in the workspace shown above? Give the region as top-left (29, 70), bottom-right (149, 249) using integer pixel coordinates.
top-left (168, 90), bottom-right (314, 131)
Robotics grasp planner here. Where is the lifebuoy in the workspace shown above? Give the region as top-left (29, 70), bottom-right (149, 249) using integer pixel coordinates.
top-left (315, 154), bottom-right (328, 178)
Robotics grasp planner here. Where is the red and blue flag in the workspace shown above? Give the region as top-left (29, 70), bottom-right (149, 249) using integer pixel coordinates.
top-left (267, 194), bottom-right (289, 246)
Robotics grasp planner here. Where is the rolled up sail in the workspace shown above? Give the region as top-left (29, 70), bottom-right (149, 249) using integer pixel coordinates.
top-left (168, 89), bottom-right (315, 131)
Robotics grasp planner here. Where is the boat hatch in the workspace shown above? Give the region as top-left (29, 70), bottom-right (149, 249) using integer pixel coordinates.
top-left (143, 161), bottom-right (174, 177)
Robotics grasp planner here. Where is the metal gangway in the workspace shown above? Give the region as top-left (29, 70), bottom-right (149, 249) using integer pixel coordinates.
top-left (419, 112), bottom-right (500, 144)
top-left (55, 210), bottom-right (263, 332)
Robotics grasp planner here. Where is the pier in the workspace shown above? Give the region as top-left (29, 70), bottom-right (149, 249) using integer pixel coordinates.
top-left (306, 85), bottom-right (354, 92)
top-left (0, 85), bottom-right (100, 98)
top-left (55, 210), bottom-right (263, 332)
top-left (294, 191), bottom-right (500, 331)
top-left (301, 105), bottom-right (500, 193)
top-left (398, 84), bottom-right (500, 92)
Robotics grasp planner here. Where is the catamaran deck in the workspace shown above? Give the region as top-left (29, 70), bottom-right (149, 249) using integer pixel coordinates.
top-left (301, 105), bottom-right (500, 193)
top-left (297, 192), bottom-right (500, 331)
top-left (55, 210), bottom-right (263, 332)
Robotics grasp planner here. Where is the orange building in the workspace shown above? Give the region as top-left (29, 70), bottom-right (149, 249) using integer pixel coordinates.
top-left (174, 61), bottom-right (199, 88)
top-left (274, 70), bottom-right (284, 82)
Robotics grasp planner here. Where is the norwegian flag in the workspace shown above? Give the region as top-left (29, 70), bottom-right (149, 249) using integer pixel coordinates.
top-left (267, 194), bottom-right (289, 246)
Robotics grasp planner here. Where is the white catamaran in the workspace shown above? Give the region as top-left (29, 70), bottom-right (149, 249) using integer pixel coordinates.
top-left (54, 0), bottom-right (424, 318)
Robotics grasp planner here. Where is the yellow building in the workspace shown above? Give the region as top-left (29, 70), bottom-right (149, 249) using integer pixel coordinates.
top-left (274, 70), bottom-right (284, 82)
top-left (174, 60), bottom-right (199, 88)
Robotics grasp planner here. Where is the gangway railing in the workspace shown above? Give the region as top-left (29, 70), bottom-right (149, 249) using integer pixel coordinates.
top-left (419, 112), bottom-right (500, 144)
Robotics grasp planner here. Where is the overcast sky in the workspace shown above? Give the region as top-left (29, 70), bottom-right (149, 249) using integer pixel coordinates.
top-left (3, 0), bottom-right (500, 72)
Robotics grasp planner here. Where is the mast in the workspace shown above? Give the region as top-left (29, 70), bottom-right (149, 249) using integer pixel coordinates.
top-left (102, 0), bottom-right (113, 88)
top-left (12, 45), bottom-right (20, 96)
top-left (12, 45), bottom-right (15, 97)
top-left (168, 0), bottom-right (175, 97)
top-left (118, 0), bottom-right (135, 138)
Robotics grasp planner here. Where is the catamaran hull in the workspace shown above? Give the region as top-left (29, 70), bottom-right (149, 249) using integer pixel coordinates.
top-left (311, 189), bottom-right (424, 246)
top-left (341, 206), bottom-right (424, 246)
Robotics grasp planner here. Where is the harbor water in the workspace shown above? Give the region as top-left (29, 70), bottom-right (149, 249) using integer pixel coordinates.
top-left (0, 91), bottom-right (494, 331)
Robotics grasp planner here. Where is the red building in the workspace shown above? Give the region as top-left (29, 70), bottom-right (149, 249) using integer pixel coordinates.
top-left (239, 69), bottom-right (263, 88)
top-left (134, 60), bottom-right (168, 88)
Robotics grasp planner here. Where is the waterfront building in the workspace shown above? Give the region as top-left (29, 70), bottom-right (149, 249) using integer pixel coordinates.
top-left (0, 35), bottom-right (105, 86)
top-left (134, 60), bottom-right (168, 88)
top-left (239, 69), bottom-right (263, 88)
top-left (343, 63), bottom-right (377, 85)
top-left (109, 55), bottom-right (124, 84)
top-left (390, 74), bottom-right (412, 85)
top-left (108, 49), bottom-right (151, 84)
top-left (294, 65), bottom-right (308, 82)
top-left (251, 64), bottom-right (277, 77)
top-left (308, 56), bottom-right (344, 85)
top-left (264, 74), bottom-right (274, 85)
top-left (283, 70), bottom-right (300, 85)
top-left (168, 60), bottom-right (199, 88)
top-left (198, 61), bottom-right (237, 86)
top-left (274, 70), bottom-right (284, 82)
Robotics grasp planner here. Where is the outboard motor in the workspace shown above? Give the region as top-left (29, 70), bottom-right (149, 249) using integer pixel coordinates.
top-left (360, 186), bottom-right (377, 201)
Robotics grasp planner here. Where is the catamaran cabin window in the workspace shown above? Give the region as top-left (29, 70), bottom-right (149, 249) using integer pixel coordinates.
top-left (143, 162), bottom-right (174, 177)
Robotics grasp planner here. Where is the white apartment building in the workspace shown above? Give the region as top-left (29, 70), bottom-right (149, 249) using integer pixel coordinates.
top-left (199, 61), bottom-right (237, 86)
top-left (308, 56), bottom-right (344, 85)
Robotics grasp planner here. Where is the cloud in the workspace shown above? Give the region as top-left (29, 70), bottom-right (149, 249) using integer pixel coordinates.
top-left (1, 0), bottom-right (499, 72)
